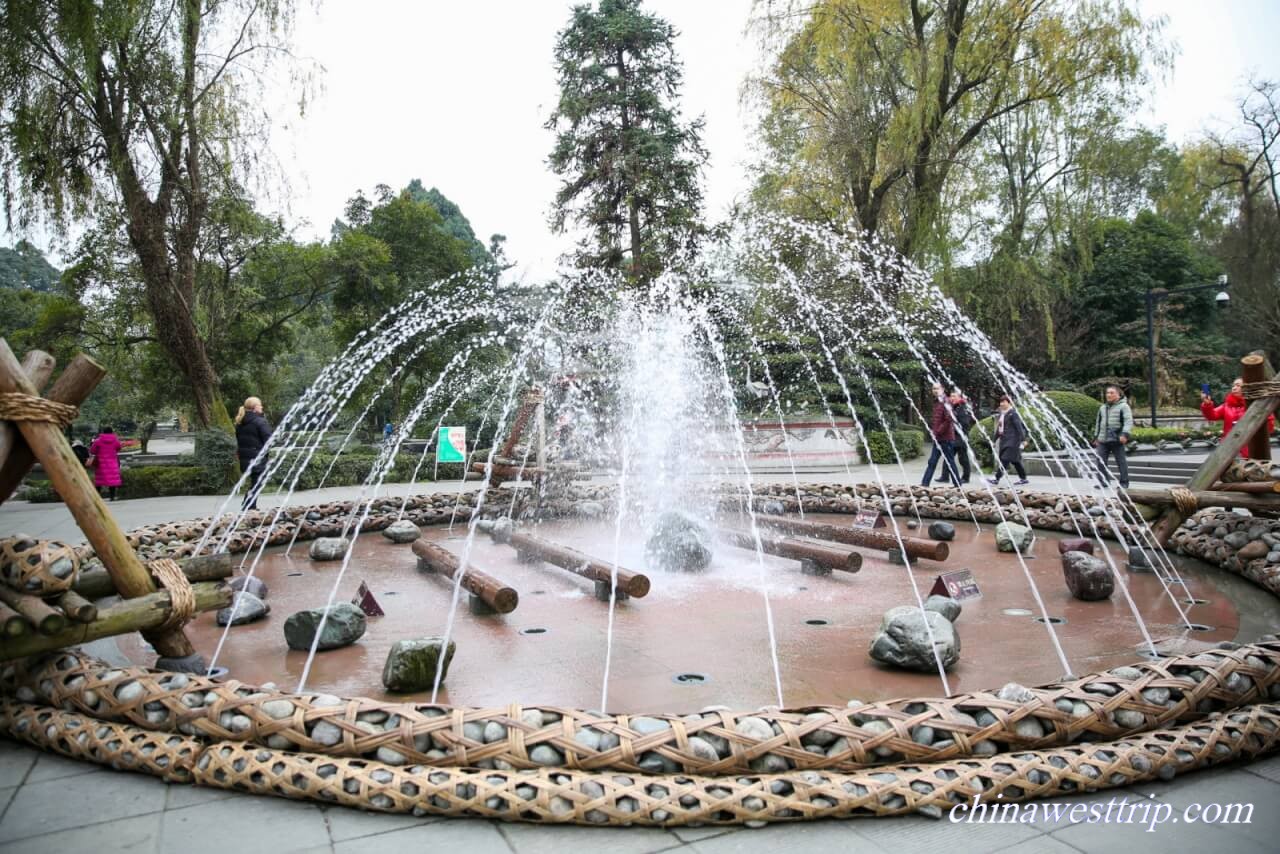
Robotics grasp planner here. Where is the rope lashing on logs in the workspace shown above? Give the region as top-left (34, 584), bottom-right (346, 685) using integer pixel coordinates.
top-left (1242, 380), bottom-right (1280, 400)
top-left (0, 393), bottom-right (78, 428)
top-left (149, 559), bottom-right (195, 629)
top-left (1170, 486), bottom-right (1199, 516)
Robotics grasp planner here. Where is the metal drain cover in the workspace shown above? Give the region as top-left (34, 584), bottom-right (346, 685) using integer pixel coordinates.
top-left (519, 627), bottom-right (549, 636)
top-left (804, 618), bottom-right (830, 626)
top-left (1033, 616), bottom-right (1067, 625)
top-left (672, 672), bottom-right (710, 685)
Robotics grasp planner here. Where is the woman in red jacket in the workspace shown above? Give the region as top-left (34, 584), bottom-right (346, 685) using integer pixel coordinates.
top-left (1200, 378), bottom-right (1276, 458)
top-left (88, 425), bottom-right (123, 500)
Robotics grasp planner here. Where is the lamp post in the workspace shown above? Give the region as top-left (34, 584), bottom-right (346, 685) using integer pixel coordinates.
top-left (1144, 275), bottom-right (1230, 427)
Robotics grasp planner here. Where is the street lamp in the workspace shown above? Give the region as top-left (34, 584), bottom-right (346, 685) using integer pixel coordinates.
top-left (1145, 274), bottom-right (1230, 427)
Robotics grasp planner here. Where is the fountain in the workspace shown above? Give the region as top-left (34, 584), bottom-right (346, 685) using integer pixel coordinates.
top-left (3, 219), bottom-right (1279, 826)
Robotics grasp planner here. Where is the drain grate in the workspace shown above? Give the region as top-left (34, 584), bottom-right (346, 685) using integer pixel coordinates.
top-left (1136, 648), bottom-right (1174, 660)
top-left (531, 590), bottom-right (547, 595)
top-left (286, 572), bottom-right (303, 577)
top-left (672, 672), bottom-right (710, 685)
top-left (1188, 598), bottom-right (1211, 606)
top-left (207, 666), bottom-right (230, 679)
top-left (1033, 616), bottom-right (1067, 625)
top-left (804, 618), bottom-right (830, 626)
top-left (1187, 623), bottom-right (1214, 633)
top-left (519, 627), bottom-right (549, 636)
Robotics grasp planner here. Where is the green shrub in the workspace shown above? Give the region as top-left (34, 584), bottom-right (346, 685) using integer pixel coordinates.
top-left (21, 479), bottom-right (60, 503)
top-left (194, 429), bottom-right (238, 491)
top-left (1127, 426), bottom-right (1217, 444)
top-left (121, 466), bottom-right (212, 499)
top-left (864, 430), bottom-right (923, 463)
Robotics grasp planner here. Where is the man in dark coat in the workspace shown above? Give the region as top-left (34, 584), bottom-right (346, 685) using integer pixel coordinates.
top-left (988, 395), bottom-right (1029, 485)
top-left (946, 389), bottom-right (975, 484)
top-left (920, 382), bottom-right (960, 486)
top-left (235, 396), bottom-right (273, 511)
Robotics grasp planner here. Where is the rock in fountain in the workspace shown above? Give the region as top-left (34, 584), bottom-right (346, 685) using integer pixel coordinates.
top-left (228, 575), bottom-right (268, 599)
top-left (995, 522), bottom-right (1034, 553)
top-left (284, 603), bottom-right (366, 651)
top-left (216, 591), bottom-right (270, 626)
top-left (382, 520), bottom-right (421, 544)
top-left (869, 605), bottom-right (960, 671)
top-left (645, 511), bottom-right (713, 573)
top-left (923, 594), bottom-right (962, 622)
top-left (927, 521), bottom-right (955, 542)
top-left (309, 537), bottom-right (350, 561)
top-left (1061, 551), bottom-right (1114, 601)
top-left (382, 637), bottom-right (456, 692)
top-left (1058, 538), bottom-right (1094, 555)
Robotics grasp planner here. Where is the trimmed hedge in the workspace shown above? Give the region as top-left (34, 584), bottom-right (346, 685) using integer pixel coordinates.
top-left (864, 430), bottom-right (924, 464)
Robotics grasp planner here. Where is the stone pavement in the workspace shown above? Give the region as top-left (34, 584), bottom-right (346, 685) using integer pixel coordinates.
top-left (3, 461), bottom-right (1278, 852)
top-left (0, 738), bottom-right (1277, 853)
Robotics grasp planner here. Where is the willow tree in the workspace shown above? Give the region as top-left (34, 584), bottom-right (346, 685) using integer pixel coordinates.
top-left (749, 0), bottom-right (1161, 262)
top-left (546, 0), bottom-right (708, 290)
top-left (0, 0), bottom-right (307, 429)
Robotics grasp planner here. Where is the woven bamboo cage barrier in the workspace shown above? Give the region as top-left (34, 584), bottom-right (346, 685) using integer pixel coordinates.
top-left (2, 698), bottom-right (1276, 825)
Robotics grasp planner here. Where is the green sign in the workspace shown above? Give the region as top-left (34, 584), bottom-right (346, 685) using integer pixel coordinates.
top-left (437, 426), bottom-right (466, 463)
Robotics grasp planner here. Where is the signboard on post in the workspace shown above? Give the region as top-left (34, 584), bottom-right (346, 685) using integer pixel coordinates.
top-left (436, 426), bottom-right (466, 463)
top-left (929, 569), bottom-right (981, 602)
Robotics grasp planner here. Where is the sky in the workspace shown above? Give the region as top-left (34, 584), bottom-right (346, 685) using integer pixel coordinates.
top-left (7, 0), bottom-right (1280, 278)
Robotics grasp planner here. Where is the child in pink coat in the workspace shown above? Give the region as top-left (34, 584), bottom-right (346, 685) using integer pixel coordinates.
top-left (89, 426), bottom-right (123, 500)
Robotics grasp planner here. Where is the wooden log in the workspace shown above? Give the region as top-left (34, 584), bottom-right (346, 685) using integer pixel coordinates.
top-left (498, 389), bottom-right (543, 459)
top-left (0, 602), bottom-right (29, 638)
top-left (1151, 359), bottom-right (1280, 545)
top-left (471, 459), bottom-right (545, 481)
top-left (0, 587), bottom-right (67, 635)
top-left (1209, 481), bottom-right (1280, 494)
top-left (55, 590), bottom-right (98, 623)
top-left (0, 350), bottom-right (56, 474)
top-left (0, 351), bottom-right (107, 503)
top-left (1242, 354), bottom-right (1273, 462)
top-left (755, 516), bottom-right (949, 562)
top-left (1122, 487), bottom-right (1280, 515)
top-left (0, 340), bottom-right (195, 659)
top-left (505, 531), bottom-right (651, 598)
top-left (410, 539), bottom-right (519, 613)
top-left (718, 527), bottom-right (862, 573)
top-left (0, 582), bottom-right (229, 662)
top-left (73, 553), bottom-right (234, 600)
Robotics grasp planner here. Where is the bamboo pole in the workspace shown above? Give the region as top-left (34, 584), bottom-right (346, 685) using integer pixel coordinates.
top-left (0, 582), bottom-right (229, 662)
top-left (504, 531), bottom-right (651, 598)
top-left (755, 516), bottom-right (949, 562)
top-left (1209, 481), bottom-right (1280, 494)
top-left (0, 351), bottom-right (107, 503)
top-left (1123, 486), bottom-right (1280, 515)
top-left (1242, 354), bottom-right (1273, 462)
top-left (55, 590), bottom-right (98, 623)
top-left (0, 602), bottom-right (29, 637)
top-left (0, 587), bottom-right (67, 635)
top-left (718, 527), bottom-right (862, 573)
top-left (73, 553), bottom-right (233, 600)
top-left (410, 540), bottom-right (519, 613)
top-left (1151, 359), bottom-right (1280, 545)
top-left (0, 351), bottom-right (56, 473)
top-left (0, 340), bottom-right (196, 659)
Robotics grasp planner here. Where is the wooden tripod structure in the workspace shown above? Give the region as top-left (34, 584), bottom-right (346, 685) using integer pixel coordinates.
top-left (0, 339), bottom-right (212, 668)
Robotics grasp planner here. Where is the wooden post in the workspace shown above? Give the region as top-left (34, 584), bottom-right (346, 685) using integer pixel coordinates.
top-left (755, 515), bottom-right (950, 561)
top-left (1242, 354), bottom-right (1273, 462)
top-left (1123, 486), bottom-right (1280, 515)
top-left (0, 582), bottom-right (229, 662)
top-left (1209, 481), bottom-right (1280, 494)
top-left (0, 351), bottom-right (56, 472)
top-left (73, 553), bottom-right (233, 600)
top-left (1151, 362), bottom-right (1280, 545)
top-left (0, 352), bottom-right (108, 503)
top-left (0, 587), bottom-right (67, 635)
top-left (718, 527), bottom-right (862, 573)
top-left (0, 602), bottom-right (30, 637)
top-left (0, 340), bottom-right (197, 660)
top-left (410, 539), bottom-right (519, 613)
top-left (55, 590), bottom-right (98, 623)
top-left (504, 531), bottom-right (651, 597)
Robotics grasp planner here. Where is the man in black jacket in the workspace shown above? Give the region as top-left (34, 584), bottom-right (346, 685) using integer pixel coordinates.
top-left (235, 396), bottom-right (273, 511)
top-left (946, 389), bottom-right (975, 484)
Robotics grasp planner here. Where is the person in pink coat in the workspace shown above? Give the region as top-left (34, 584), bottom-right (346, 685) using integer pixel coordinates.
top-left (88, 425), bottom-right (123, 500)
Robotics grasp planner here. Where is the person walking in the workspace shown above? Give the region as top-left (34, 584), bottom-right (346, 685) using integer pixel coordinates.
top-left (920, 381), bottom-right (960, 486)
top-left (1092, 385), bottom-right (1133, 489)
top-left (947, 388), bottom-right (975, 484)
top-left (1200, 378), bottom-right (1276, 458)
top-left (88, 425), bottom-right (123, 501)
top-left (70, 439), bottom-right (90, 467)
top-left (383, 421), bottom-right (395, 443)
top-left (988, 396), bottom-right (1029, 485)
top-left (235, 396), bottom-right (273, 511)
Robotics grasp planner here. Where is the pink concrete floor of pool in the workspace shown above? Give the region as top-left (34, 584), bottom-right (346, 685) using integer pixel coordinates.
top-left (119, 514), bottom-right (1252, 712)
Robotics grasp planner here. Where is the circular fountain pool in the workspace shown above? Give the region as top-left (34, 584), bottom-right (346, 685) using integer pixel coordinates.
top-left (116, 513), bottom-right (1271, 710)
